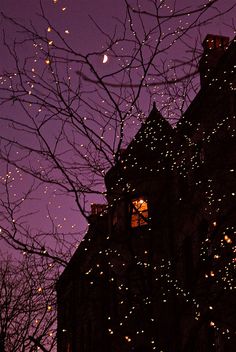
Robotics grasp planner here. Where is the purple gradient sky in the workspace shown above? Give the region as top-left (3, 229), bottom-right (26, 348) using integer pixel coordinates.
top-left (0, 0), bottom-right (236, 254)
top-left (1, 0), bottom-right (235, 70)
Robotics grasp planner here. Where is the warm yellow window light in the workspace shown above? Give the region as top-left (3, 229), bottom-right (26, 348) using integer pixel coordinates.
top-left (131, 198), bottom-right (148, 228)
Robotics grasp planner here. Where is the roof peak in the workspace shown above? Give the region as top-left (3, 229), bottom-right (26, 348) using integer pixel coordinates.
top-left (151, 101), bottom-right (162, 115)
top-left (148, 102), bottom-right (166, 122)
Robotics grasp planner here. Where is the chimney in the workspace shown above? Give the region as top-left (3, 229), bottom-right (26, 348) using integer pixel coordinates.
top-left (199, 34), bottom-right (229, 87)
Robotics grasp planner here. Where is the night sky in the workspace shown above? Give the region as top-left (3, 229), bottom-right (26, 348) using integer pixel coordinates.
top-left (0, 2), bottom-right (236, 351)
top-left (0, 0), bottom-right (236, 256)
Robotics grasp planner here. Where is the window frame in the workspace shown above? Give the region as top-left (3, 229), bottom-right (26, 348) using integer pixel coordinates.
top-left (130, 197), bottom-right (148, 228)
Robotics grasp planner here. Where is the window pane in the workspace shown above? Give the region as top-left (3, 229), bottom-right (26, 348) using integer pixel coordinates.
top-left (131, 198), bottom-right (148, 228)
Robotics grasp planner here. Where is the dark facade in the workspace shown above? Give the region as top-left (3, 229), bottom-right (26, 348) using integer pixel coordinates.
top-left (57, 34), bottom-right (236, 352)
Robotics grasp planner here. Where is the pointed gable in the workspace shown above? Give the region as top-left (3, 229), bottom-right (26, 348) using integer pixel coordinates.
top-left (120, 103), bottom-right (174, 174)
top-left (105, 103), bottom-right (174, 192)
top-left (131, 102), bottom-right (173, 151)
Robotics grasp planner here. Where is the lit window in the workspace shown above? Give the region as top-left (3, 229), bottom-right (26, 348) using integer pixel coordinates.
top-left (131, 198), bottom-right (148, 228)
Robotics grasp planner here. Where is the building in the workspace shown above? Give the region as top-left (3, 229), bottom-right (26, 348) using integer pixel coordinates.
top-left (57, 34), bottom-right (236, 352)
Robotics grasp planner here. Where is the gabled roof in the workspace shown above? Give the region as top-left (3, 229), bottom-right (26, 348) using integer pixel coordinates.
top-left (119, 103), bottom-right (174, 173)
top-left (126, 102), bottom-right (173, 155)
top-left (105, 103), bottom-right (174, 190)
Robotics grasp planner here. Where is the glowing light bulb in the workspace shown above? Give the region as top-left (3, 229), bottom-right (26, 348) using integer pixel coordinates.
top-left (224, 235), bottom-right (232, 243)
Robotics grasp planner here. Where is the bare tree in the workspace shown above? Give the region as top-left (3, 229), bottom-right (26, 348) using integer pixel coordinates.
top-left (0, 0), bottom-right (235, 259)
top-left (0, 0), bottom-right (235, 350)
top-left (0, 254), bottom-right (57, 351)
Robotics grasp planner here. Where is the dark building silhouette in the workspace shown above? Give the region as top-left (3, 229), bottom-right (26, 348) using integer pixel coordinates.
top-left (57, 35), bottom-right (236, 352)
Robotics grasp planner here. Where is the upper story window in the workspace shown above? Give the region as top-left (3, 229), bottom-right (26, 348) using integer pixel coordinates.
top-left (131, 198), bottom-right (148, 228)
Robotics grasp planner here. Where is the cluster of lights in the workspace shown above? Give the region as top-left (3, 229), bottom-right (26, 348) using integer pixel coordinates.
top-left (71, 67), bottom-right (236, 352)
top-left (1, 1), bottom-right (236, 351)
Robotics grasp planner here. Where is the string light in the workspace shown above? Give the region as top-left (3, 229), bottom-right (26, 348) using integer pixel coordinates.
top-left (1, 1), bottom-right (235, 350)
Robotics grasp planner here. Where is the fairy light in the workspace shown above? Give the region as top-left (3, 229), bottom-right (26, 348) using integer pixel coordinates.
top-left (1, 1), bottom-right (236, 351)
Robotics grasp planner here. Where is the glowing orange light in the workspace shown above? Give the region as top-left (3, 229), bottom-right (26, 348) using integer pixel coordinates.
top-left (224, 235), bottom-right (232, 244)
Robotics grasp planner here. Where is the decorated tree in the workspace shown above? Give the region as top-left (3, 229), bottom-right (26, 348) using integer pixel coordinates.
top-left (0, 0), bottom-right (235, 351)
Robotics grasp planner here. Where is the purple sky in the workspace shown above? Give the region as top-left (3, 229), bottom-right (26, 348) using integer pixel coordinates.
top-left (1, 0), bottom-right (236, 256)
